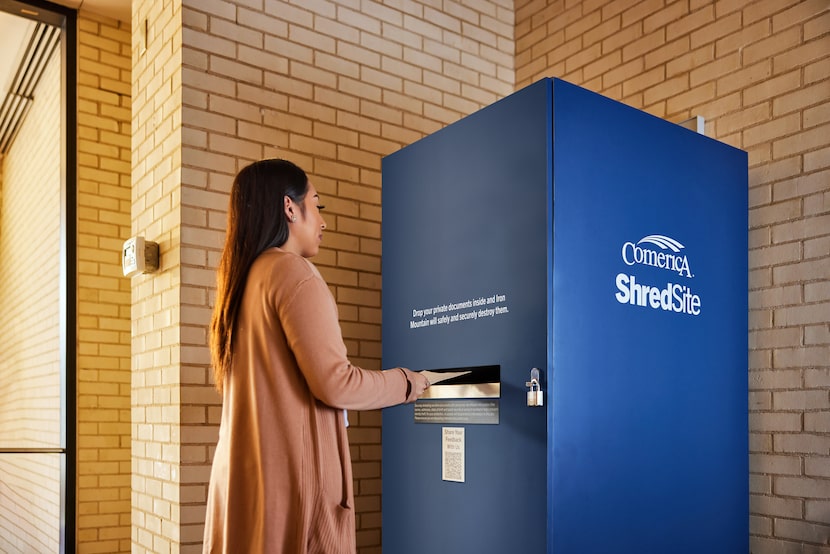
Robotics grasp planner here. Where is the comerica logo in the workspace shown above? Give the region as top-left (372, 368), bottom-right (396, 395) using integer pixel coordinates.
top-left (615, 234), bottom-right (701, 316)
top-left (621, 234), bottom-right (693, 278)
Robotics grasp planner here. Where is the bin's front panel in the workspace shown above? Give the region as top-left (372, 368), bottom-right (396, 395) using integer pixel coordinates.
top-left (550, 79), bottom-right (748, 553)
top-left (382, 79), bottom-right (551, 554)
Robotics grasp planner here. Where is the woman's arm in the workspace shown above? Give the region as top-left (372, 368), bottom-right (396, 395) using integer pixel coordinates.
top-left (281, 267), bottom-right (426, 410)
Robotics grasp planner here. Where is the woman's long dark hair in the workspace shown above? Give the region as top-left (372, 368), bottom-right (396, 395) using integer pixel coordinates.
top-left (210, 159), bottom-right (309, 392)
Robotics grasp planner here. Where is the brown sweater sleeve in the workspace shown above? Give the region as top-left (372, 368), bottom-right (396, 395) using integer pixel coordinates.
top-left (278, 257), bottom-right (411, 410)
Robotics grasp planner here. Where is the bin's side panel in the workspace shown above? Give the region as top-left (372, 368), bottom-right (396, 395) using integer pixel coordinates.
top-left (550, 78), bottom-right (748, 554)
top-left (382, 78), bottom-right (552, 554)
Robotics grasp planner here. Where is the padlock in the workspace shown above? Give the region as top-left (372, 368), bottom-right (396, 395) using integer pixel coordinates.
top-left (526, 378), bottom-right (543, 407)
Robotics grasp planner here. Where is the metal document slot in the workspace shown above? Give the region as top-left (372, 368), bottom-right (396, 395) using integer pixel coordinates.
top-left (420, 365), bottom-right (500, 399)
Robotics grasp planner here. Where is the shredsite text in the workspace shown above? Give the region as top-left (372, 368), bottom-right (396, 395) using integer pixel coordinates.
top-left (614, 273), bottom-right (701, 315)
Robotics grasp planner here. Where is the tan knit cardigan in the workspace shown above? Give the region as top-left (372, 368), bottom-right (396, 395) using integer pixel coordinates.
top-left (203, 248), bottom-right (417, 553)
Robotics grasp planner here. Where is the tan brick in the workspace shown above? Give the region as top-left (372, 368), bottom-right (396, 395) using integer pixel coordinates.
top-left (749, 328), bottom-right (801, 349)
top-left (621, 65), bottom-right (663, 96)
top-left (749, 196), bottom-right (801, 229)
top-left (647, 36), bottom-right (692, 73)
top-left (751, 412), bottom-right (804, 432)
top-left (601, 21), bottom-right (643, 54)
top-left (547, 3), bottom-right (583, 35)
top-left (334, 280), bottom-right (382, 308)
top-left (426, 5), bottom-right (466, 33)
top-left (718, 59), bottom-right (773, 96)
top-left (715, 18), bottom-right (770, 59)
top-left (596, 57), bottom-right (637, 90)
top-left (805, 321), bottom-right (830, 345)
top-left (719, 103), bottom-right (771, 137)
top-left (740, 0), bottom-right (778, 24)
top-left (334, 210), bottom-right (381, 238)
top-left (774, 433), bottom-right (830, 455)
top-left (564, 8), bottom-right (602, 42)
top-left (575, 14), bottom-right (614, 49)
top-left (517, 0), bottom-right (552, 29)
top-left (459, 22), bottom-right (500, 49)
top-left (742, 26), bottom-right (800, 66)
top-left (340, 320), bottom-right (380, 340)
top-left (773, 386), bottom-right (830, 409)
top-left (743, 112), bottom-right (800, 148)
top-left (774, 36), bottom-right (830, 75)
top-left (775, 82), bottom-right (830, 120)
top-left (776, 172), bottom-right (830, 208)
top-left (669, 4), bottom-right (717, 39)
top-left (805, 412), bottom-right (830, 434)
top-left (774, 217), bottom-right (829, 256)
top-left (805, 499), bottom-right (830, 524)
top-left (516, 18), bottom-right (545, 53)
top-left (775, 518), bottom-right (830, 544)
top-left (337, 250), bottom-right (381, 273)
top-left (771, 0), bottom-right (827, 31)
top-left (750, 514), bottom-right (773, 536)
top-left (749, 185), bottom-right (772, 210)
top-left (385, 23), bottom-right (429, 56)
top-left (689, 50), bottom-right (740, 87)
top-left (622, 28), bottom-right (666, 62)
top-left (803, 264), bottom-right (830, 295)
top-left (449, 1), bottom-right (485, 26)
top-left (774, 345), bottom-right (830, 369)
top-left (564, 42), bottom-right (602, 73)
top-left (749, 368), bottom-right (803, 390)
top-left (752, 536), bottom-right (825, 553)
top-left (773, 260), bottom-right (827, 288)
top-left (749, 466), bottom-right (772, 494)
top-left (774, 124), bottom-right (830, 159)
top-left (751, 390), bottom-right (773, 411)
top-left (805, 456), bottom-right (830, 478)
top-left (400, 109), bottom-right (442, 136)
top-left (621, 0), bottom-right (663, 28)
top-left (744, 71), bottom-right (800, 109)
top-left (666, 81), bottom-right (715, 114)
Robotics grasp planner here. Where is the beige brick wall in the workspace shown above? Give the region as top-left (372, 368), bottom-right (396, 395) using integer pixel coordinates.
top-left (76, 11), bottom-right (132, 553)
top-left (0, 47), bottom-right (62, 553)
top-left (127, 0), bottom-right (514, 551)
top-left (516, 0), bottom-right (829, 550)
top-left (130, 0), bottom-right (184, 552)
top-left (125, 0), bottom-right (827, 551)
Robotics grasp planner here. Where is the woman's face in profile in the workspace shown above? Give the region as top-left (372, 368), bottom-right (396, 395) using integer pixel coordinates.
top-left (287, 182), bottom-right (327, 258)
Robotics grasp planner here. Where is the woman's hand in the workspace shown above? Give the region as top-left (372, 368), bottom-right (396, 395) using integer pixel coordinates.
top-left (401, 368), bottom-right (430, 403)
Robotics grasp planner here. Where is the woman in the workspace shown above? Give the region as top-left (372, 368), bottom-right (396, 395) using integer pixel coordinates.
top-left (203, 159), bottom-right (430, 553)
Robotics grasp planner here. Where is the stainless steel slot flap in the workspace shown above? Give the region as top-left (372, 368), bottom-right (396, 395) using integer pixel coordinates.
top-left (419, 365), bottom-right (499, 399)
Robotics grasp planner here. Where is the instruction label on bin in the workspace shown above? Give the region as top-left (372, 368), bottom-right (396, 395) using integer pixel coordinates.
top-left (442, 427), bottom-right (465, 482)
top-left (414, 399), bottom-right (499, 424)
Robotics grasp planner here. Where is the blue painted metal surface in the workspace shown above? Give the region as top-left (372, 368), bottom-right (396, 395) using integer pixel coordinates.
top-left (382, 79), bottom-right (551, 554)
top-left (382, 78), bottom-right (747, 553)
